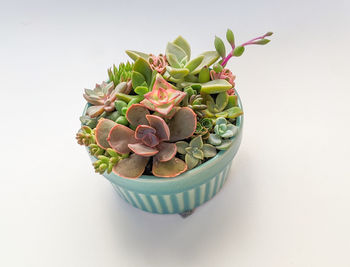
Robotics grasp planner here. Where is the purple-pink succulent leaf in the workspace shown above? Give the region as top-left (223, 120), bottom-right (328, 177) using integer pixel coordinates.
top-left (128, 143), bottom-right (159, 156)
top-left (169, 107), bottom-right (197, 142)
top-left (153, 107), bottom-right (180, 119)
top-left (155, 142), bottom-right (177, 162)
top-left (152, 157), bottom-right (187, 178)
top-left (135, 125), bottom-right (156, 140)
top-left (95, 118), bottom-right (117, 149)
top-left (126, 104), bottom-right (150, 127)
top-left (86, 105), bottom-right (105, 118)
top-left (141, 133), bottom-right (159, 147)
top-left (146, 115), bottom-right (170, 141)
top-left (107, 124), bottom-right (137, 154)
top-left (113, 154), bottom-right (150, 179)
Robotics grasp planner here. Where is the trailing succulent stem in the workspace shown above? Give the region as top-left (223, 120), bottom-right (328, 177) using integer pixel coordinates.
top-left (93, 149), bottom-right (129, 174)
top-left (76, 126), bottom-right (95, 146)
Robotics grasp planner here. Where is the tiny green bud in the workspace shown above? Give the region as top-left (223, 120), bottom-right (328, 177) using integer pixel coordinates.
top-left (213, 63), bottom-right (223, 73)
top-left (265, 32), bottom-right (273, 36)
top-left (116, 116), bottom-right (129, 126)
top-left (214, 36), bottom-right (226, 58)
top-left (226, 29), bottom-right (235, 46)
top-left (233, 46), bottom-right (245, 57)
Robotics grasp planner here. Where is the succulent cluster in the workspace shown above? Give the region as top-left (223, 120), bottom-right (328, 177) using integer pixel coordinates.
top-left (77, 29), bottom-right (272, 178)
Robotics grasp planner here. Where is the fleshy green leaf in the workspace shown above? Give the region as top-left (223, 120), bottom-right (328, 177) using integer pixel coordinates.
top-left (166, 42), bottom-right (187, 63)
top-left (198, 66), bottom-right (210, 83)
top-left (131, 71), bottom-right (145, 88)
top-left (125, 50), bottom-right (149, 61)
top-left (216, 92), bottom-right (229, 111)
top-left (233, 46), bottom-right (245, 57)
top-left (216, 106), bottom-right (243, 119)
top-left (184, 55), bottom-right (204, 73)
top-left (133, 57), bottom-right (152, 85)
top-left (214, 36), bottom-right (226, 58)
top-left (200, 79), bottom-right (233, 94)
top-left (185, 154), bottom-right (199, 170)
top-left (176, 141), bottom-right (189, 154)
top-left (202, 144), bottom-right (217, 158)
top-left (191, 51), bottom-right (220, 74)
top-left (226, 29), bottom-right (235, 46)
top-left (134, 86), bottom-right (149, 96)
top-left (253, 39), bottom-right (271, 45)
top-left (216, 140), bottom-right (232, 150)
top-left (167, 53), bottom-right (181, 68)
top-left (166, 66), bottom-right (189, 79)
top-left (173, 36), bottom-right (191, 60)
top-left (189, 135), bottom-right (203, 148)
top-left (226, 95), bottom-right (238, 109)
top-left (208, 133), bottom-right (222, 146)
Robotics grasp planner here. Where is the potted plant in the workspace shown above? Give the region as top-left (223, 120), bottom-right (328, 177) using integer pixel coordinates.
top-left (76, 29), bottom-right (273, 216)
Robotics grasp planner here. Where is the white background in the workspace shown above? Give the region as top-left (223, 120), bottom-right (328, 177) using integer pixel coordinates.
top-left (1, 0), bottom-right (350, 266)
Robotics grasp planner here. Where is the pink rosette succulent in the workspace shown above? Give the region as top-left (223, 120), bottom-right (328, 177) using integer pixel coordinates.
top-left (141, 74), bottom-right (186, 117)
top-left (148, 54), bottom-right (168, 74)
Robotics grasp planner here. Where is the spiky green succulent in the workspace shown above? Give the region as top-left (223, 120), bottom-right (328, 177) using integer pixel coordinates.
top-left (76, 126), bottom-right (95, 146)
top-left (176, 136), bottom-right (217, 169)
top-left (182, 86), bottom-right (207, 117)
top-left (108, 62), bottom-right (133, 85)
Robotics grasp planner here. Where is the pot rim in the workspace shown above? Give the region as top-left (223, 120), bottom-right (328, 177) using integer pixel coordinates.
top-left (83, 91), bottom-right (244, 184)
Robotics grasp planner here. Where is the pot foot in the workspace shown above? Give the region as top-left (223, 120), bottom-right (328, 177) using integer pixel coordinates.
top-left (179, 209), bottom-right (195, 218)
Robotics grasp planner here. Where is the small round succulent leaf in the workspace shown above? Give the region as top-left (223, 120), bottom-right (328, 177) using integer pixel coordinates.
top-left (128, 143), bottom-right (159, 156)
top-left (216, 117), bottom-right (227, 125)
top-left (208, 133), bottom-right (222, 146)
top-left (185, 154), bottom-right (199, 170)
top-left (95, 119), bottom-right (117, 149)
top-left (115, 116), bottom-right (129, 126)
top-left (215, 140), bottom-right (232, 150)
top-left (141, 133), bottom-right (159, 147)
top-left (176, 141), bottom-right (189, 154)
top-left (221, 130), bottom-right (234, 138)
top-left (146, 115), bottom-right (170, 141)
top-left (155, 142), bottom-right (177, 162)
top-left (107, 124), bottom-right (137, 154)
top-left (114, 100), bottom-right (127, 114)
top-left (226, 124), bottom-right (238, 136)
top-left (135, 125), bottom-right (156, 140)
top-left (113, 154), bottom-right (150, 179)
top-left (202, 144), bottom-right (217, 158)
top-left (191, 148), bottom-right (204, 160)
top-left (152, 157), bottom-right (187, 177)
top-left (169, 107), bottom-right (197, 142)
top-left (126, 104), bottom-right (150, 127)
top-left (189, 135), bottom-right (203, 149)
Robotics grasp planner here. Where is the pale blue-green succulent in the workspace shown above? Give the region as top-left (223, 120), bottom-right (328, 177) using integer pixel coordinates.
top-left (208, 117), bottom-right (238, 150)
top-left (176, 136), bottom-right (217, 170)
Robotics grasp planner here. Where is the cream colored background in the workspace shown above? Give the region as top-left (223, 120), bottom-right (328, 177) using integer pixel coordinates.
top-left (1, 0), bottom-right (349, 266)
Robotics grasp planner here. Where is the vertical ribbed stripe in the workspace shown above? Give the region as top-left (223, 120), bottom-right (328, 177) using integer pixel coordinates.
top-left (188, 188), bottom-right (196, 210)
top-left (118, 187), bottom-right (133, 205)
top-left (162, 195), bottom-right (174, 213)
top-left (199, 183), bottom-right (207, 204)
top-left (176, 192), bottom-right (185, 211)
top-left (195, 186), bottom-right (201, 206)
top-left (138, 193), bottom-right (153, 212)
top-left (207, 177), bottom-right (216, 200)
top-left (150, 195), bottom-right (163, 213)
top-left (128, 191), bottom-right (142, 210)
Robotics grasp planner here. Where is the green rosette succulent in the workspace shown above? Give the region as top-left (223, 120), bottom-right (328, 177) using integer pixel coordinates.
top-left (88, 144), bottom-right (105, 157)
top-left (182, 86), bottom-right (207, 118)
top-left (76, 126), bottom-right (95, 146)
top-left (93, 149), bottom-right (128, 174)
top-left (176, 136), bottom-right (217, 170)
top-left (208, 117), bottom-right (238, 150)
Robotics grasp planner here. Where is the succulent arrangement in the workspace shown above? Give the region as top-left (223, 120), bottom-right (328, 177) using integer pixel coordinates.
top-left (77, 29), bottom-right (272, 178)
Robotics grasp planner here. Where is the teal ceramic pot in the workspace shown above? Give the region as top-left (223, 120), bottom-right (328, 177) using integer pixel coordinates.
top-left (85, 94), bottom-right (243, 214)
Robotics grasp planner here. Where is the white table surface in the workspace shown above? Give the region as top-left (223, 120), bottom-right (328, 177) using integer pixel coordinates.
top-left (1, 0), bottom-right (349, 266)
